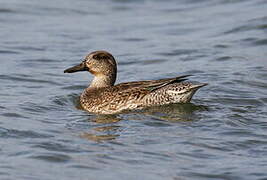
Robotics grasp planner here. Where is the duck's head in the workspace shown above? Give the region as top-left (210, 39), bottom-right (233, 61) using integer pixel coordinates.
top-left (64, 51), bottom-right (117, 75)
top-left (64, 51), bottom-right (117, 87)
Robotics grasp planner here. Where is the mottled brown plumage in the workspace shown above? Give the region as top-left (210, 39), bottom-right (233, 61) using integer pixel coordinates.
top-left (64, 51), bottom-right (207, 114)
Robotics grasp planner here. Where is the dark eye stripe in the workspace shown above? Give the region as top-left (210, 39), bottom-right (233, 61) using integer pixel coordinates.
top-left (93, 54), bottom-right (109, 60)
top-left (93, 55), bottom-right (99, 59)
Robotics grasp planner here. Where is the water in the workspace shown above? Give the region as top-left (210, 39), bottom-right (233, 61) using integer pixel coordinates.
top-left (0, 0), bottom-right (267, 179)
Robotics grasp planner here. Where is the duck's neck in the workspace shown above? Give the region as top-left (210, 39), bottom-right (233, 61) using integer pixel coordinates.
top-left (89, 73), bottom-right (116, 88)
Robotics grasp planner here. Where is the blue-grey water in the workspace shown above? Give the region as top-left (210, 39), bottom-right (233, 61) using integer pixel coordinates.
top-left (1, 0), bottom-right (267, 179)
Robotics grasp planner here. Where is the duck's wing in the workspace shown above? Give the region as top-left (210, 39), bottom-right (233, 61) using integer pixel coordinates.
top-left (106, 75), bottom-right (191, 103)
top-left (115, 75), bottom-right (191, 89)
top-left (87, 75), bottom-right (191, 103)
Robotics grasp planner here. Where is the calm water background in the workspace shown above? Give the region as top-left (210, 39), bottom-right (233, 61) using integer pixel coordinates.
top-left (0, 0), bottom-right (267, 179)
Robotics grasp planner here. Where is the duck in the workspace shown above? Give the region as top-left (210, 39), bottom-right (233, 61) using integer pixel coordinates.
top-left (64, 50), bottom-right (207, 114)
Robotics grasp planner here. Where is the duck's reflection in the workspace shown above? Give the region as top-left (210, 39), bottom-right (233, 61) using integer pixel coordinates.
top-left (80, 114), bottom-right (122, 142)
top-left (141, 103), bottom-right (208, 122)
top-left (90, 114), bottom-right (122, 124)
top-left (80, 103), bottom-right (208, 142)
top-left (80, 132), bottom-right (119, 142)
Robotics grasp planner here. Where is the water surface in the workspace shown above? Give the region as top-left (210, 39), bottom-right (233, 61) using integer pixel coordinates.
top-left (0, 0), bottom-right (267, 179)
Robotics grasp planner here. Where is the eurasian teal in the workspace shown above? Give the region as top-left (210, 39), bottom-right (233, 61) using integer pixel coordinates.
top-left (64, 51), bottom-right (207, 114)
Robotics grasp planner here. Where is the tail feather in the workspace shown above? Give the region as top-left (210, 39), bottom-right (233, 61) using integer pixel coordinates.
top-left (189, 83), bottom-right (208, 90)
top-left (166, 82), bottom-right (208, 103)
top-left (147, 75), bottom-right (192, 92)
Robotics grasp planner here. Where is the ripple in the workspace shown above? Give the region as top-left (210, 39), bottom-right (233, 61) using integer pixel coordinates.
top-left (22, 58), bottom-right (58, 63)
top-left (14, 45), bottom-right (46, 52)
top-left (260, 98), bottom-right (267, 103)
top-left (0, 74), bottom-right (61, 86)
top-left (112, 0), bottom-right (145, 3)
top-left (52, 94), bottom-right (79, 106)
top-left (0, 128), bottom-right (53, 139)
top-left (184, 172), bottom-right (241, 180)
top-left (118, 38), bottom-right (146, 42)
top-left (218, 97), bottom-right (263, 106)
top-left (20, 102), bottom-right (56, 114)
top-left (80, 133), bottom-right (119, 142)
top-left (1, 112), bottom-right (27, 118)
top-left (31, 141), bottom-right (84, 153)
top-left (156, 49), bottom-right (198, 57)
top-left (61, 85), bottom-right (86, 90)
top-left (39, 7), bottom-right (96, 16)
top-left (0, 50), bottom-right (20, 54)
top-left (216, 56), bottom-right (232, 61)
top-left (256, 24), bottom-right (267, 29)
top-left (214, 44), bottom-right (230, 49)
top-left (252, 39), bottom-right (267, 46)
top-left (0, 8), bottom-right (15, 13)
top-left (29, 153), bottom-right (71, 163)
top-left (140, 59), bottom-right (166, 65)
top-left (235, 79), bottom-right (267, 89)
top-left (118, 60), bottom-right (141, 66)
top-left (111, 6), bottom-right (132, 12)
top-left (223, 15), bottom-right (267, 37)
top-left (143, 120), bottom-right (172, 127)
top-left (224, 24), bottom-right (252, 34)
